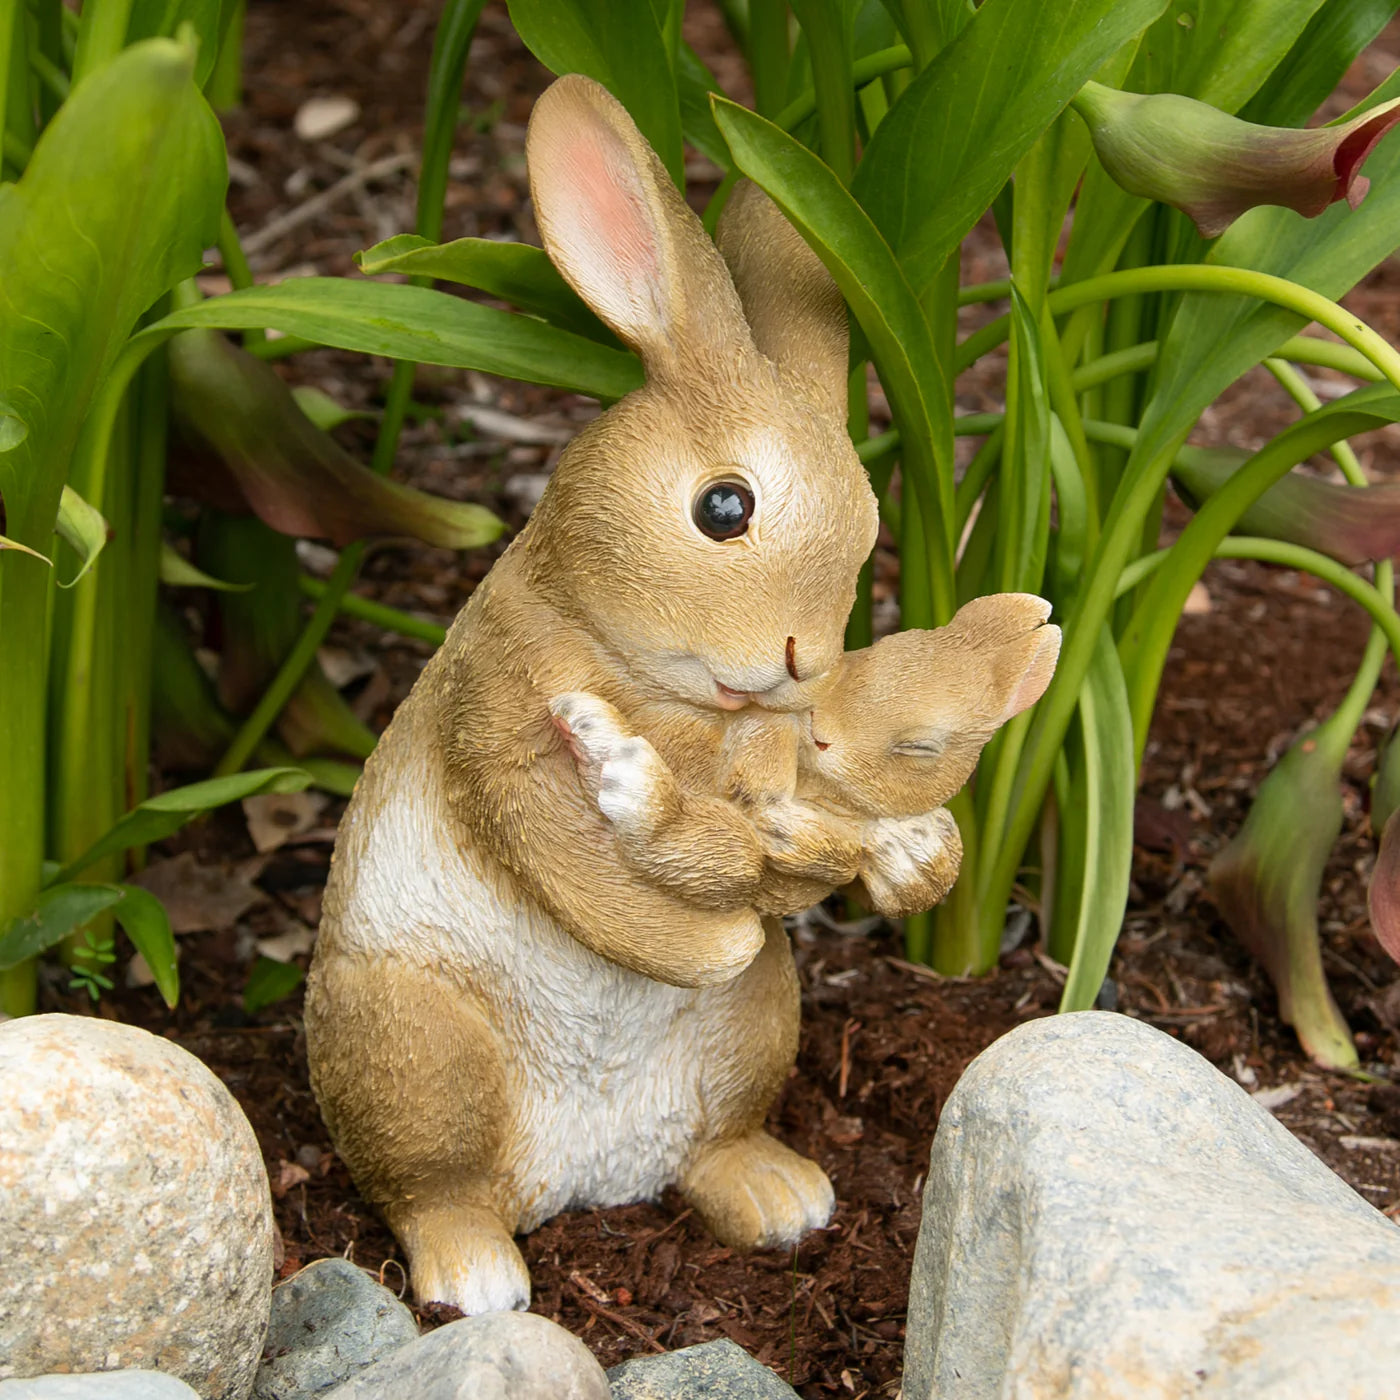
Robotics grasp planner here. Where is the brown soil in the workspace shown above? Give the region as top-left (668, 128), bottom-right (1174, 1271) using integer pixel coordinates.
top-left (37, 5), bottom-right (1400, 1398)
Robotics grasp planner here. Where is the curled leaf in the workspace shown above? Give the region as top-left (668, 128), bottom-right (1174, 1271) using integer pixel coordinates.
top-left (1369, 809), bottom-right (1400, 965)
top-left (168, 327), bottom-right (505, 550)
top-left (1073, 81), bottom-right (1400, 238)
top-left (1208, 737), bottom-right (1357, 1069)
top-left (54, 484), bottom-right (109, 587)
top-left (1173, 444), bottom-right (1400, 566)
top-left (0, 534), bottom-right (51, 565)
top-left (159, 540), bottom-right (252, 591)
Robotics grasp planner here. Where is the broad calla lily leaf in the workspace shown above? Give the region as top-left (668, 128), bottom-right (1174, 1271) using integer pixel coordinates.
top-left (1172, 443), bottom-right (1400, 566)
top-left (1368, 724), bottom-right (1400, 964)
top-left (159, 541), bottom-right (252, 592)
top-left (1073, 81), bottom-right (1400, 238)
top-left (355, 234), bottom-right (611, 342)
top-left (168, 328), bottom-right (505, 550)
top-left (1209, 735), bottom-right (1358, 1069)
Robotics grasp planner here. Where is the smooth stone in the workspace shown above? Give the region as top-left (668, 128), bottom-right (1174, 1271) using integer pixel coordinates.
top-left (321, 1312), bottom-right (609, 1400)
top-left (254, 1258), bottom-right (418, 1399)
top-left (0, 1015), bottom-right (274, 1400)
top-left (904, 1010), bottom-right (1400, 1399)
top-left (607, 1339), bottom-right (799, 1397)
top-left (0, 1376), bottom-right (200, 1399)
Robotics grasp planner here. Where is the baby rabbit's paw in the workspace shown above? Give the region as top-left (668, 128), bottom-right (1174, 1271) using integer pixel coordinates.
top-left (755, 799), bottom-right (863, 886)
top-left (860, 807), bottom-right (964, 918)
top-left (549, 692), bottom-right (679, 842)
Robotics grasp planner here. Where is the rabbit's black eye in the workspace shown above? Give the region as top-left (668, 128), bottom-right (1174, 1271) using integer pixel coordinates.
top-left (693, 479), bottom-right (754, 540)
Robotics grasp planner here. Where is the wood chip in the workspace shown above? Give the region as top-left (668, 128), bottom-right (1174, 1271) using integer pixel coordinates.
top-left (294, 95), bottom-right (361, 142)
top-left (1252, 1082), bottom-right (1303, 1110)
top-left (243, 791), bottom-right (328, 853)
top-left (1339, 1135), bottom-right (1400, 1152)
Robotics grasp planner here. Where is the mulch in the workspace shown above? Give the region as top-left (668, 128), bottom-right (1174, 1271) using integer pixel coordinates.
top-left (34, 4), bottom-right (1400, 1397)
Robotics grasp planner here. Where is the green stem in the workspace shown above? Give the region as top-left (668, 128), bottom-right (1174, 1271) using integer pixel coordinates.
top-left (71, 0), bottom-right (135, 86)
top-left (1117, 537), bottom-right (1400, 661)
top-left (957, 268), bottom-right (1400, 391)
top-left (298, 574), bottom-right (448, 646)
top-left (790, 1), bottom-right (855, 184)
top-left (215, 1), bottom-right (482, 775)
top-left (748, 0), bottom-right (790, 118)
top-left (217, 207), bottom-right (265, 347)
top-left (1263, 356), bottom-right (1365, 485)
top-left (28, 44), bottom-right (68, 101)
top-left (1314, 561), bottom-right (1393, 766)
top-left (772, 44), bottom-right (911, 133)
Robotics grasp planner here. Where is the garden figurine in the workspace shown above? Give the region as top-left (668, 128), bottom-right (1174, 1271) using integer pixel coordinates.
top-left (304, 73), bottom-right (1040, 1316)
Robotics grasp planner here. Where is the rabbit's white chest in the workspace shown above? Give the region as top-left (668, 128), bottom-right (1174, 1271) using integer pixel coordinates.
top-left (331, 750), bottom-right (712, 1227)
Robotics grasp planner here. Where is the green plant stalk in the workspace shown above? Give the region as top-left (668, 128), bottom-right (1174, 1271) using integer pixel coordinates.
top-left (298, 575), bottom-right (448, 645)
top-left (1119, 413), bottom-right (1400, 758)
top-left (215, 0), bottom-right (484, 776)
top-left (772, 45), bottom-right (911, 134)
top-left (0, 543), bottom-right (48, 1015)
top-left (29, 45), bottom-right (69, 102)
top-left (216, 208), bottom-right (264, 347)
top-left (791, 1), bottom-right (855, 185)
top-left (1263, 355), bottom-right (1367, 484)
top-left (71, 0), bottom-right (136, 86)
top-left (966, 268), bottom-right (1400, 975)
top-left (748, 0), bottom-right (790, 118)
top-left (206, 0), bottom-right (244, 109)
top-left (31, 0), bottom-right (63, 124)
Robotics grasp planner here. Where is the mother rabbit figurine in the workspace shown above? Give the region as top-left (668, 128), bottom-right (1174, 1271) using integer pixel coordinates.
top-left (305, 74), bottom-right (946, 1314)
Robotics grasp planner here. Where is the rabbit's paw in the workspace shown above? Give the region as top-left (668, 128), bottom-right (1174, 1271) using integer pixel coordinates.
top-left (681, 1131), bottom-right (834, 1250)
top-left (549, 692), bottom-right (679, 841)
top-left (755, 799), bottom-right (862, 885)
top-left (398, 1201), bottom-right (531, 1315)
top-left (860, 808), bottom-right (963, 918)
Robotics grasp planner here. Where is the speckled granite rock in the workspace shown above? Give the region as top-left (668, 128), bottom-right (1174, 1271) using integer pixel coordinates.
top-left (0, 1015), bottom-right (274, 1400)
top-left (0, 1376), bottom-right (200, 1399)
top-left (904, 1011), bottom-right (1400, 1400)
top-left (607, 1339), bottom-right (798, 1397)
top-left (254, 1258), bottom-right (418, 1399)
top-left (321, 1312), bottom-right (609, 1399)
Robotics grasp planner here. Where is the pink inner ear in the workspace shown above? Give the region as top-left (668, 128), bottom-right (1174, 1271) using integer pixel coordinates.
top-left (1001, 627), bottom-right (1061, 722)
top-left (548, 124), bottom-right (667, 345)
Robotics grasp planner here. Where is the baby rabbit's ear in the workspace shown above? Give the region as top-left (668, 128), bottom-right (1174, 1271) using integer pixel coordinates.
top-left (526, 75), bottom-right (755, 383)
top-left (950, 594), bottom-right (1061, 724)
top-left (715, 181), bottom-right (849, 418)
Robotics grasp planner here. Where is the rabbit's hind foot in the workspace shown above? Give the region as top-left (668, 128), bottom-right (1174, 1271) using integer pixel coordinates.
top-left (391, 1198), bottom-right (531, 1315)
top-left (680, 1131), bottom-right (834, 1251)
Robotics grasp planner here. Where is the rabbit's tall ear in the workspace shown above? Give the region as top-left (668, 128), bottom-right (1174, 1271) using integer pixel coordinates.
top-left (526, 75), bottom-right (754, 382)
top-left (715, 181), bottom-right (849, 417)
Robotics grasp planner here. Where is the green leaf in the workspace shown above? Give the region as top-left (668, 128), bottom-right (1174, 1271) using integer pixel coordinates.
top-left (711, 97), bottom-right (957, 616)
top-left (0, 38), bottom-right (225, 551)
top-left (507, 0), bottom-right (685, 186)
top-left (1240, 0), bottom-right (1400, 127)
top-left (1064, 0), bottom-right (1337, 280)
top-left (159, 540), bottom-right (253, 591)
top-left (49, 767), bottom-right (311, 887)
top-left (127, 0), bottom-right (225, 85)
top-left (1058, 627), bottom-right (1135, 1012)
top-left (244, 954), bottom-right (305, 1014)
top-left (112, 884), bottom-right (179, 1007)
top-left (291, 385), bottom-right (372, 432)
top-left (677, 43), bottom-right (730, 167)
top-left (0, 884), bottom-right (124, 970)
top-left (169, 328), bottom-right (507, 550)
top-left (0, 534), bottom-right (50, 565)
top-left (851, 0), bottom-right (1169, 291)
top-left (140, 279), bottom-right (643, 402)
top-left (53, 484), bottom-right (108, 588)
top-left (355, 234), bottom-right (612, 342)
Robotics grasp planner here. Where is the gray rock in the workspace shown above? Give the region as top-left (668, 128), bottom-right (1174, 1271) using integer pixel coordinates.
top-left (322, 1312), bottom-right (609, 1399)
top-left (254, 1258), bottom-right (418, 1399)
top-left (0, 1015), bottom-right (274, 1400)
top-left (904, 1010), bottom-right (1400, 1400)
top-left (607, 1339), bottom-right (798, 1397)
top-left (0, 1372), bottom-right (200, 1398)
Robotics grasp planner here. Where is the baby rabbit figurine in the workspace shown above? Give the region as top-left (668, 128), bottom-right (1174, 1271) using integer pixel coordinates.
top-left (306, 74), bottom-right (963, 1315)
top-left (552, 593), bottom-right (1061, 918)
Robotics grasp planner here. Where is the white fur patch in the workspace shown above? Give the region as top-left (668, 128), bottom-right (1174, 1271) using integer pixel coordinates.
top-left (325, 737), bottom-right (736, 1232)
top-left (860, 810), bottom-right (956, 913)
top-left (596, 736), bottom-right (667, 837)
